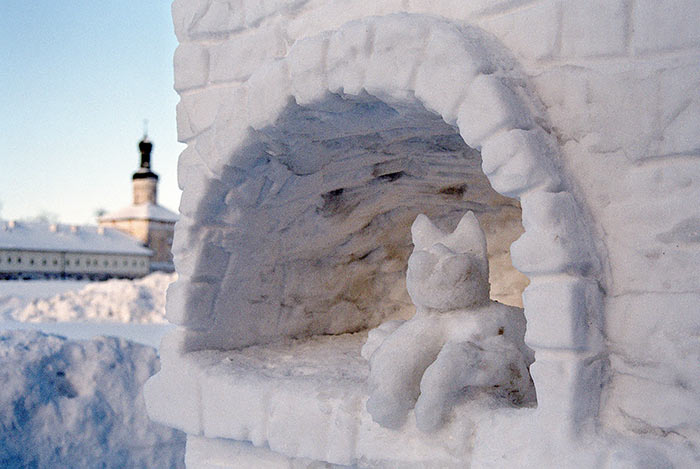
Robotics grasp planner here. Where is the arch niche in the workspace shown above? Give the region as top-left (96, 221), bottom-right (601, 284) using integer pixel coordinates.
top-left (161, 14), bottom-right (605, 434)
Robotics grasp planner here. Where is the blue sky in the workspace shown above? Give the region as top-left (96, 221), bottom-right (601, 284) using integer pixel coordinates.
top-left (0, 1), bottom-right (184, 224)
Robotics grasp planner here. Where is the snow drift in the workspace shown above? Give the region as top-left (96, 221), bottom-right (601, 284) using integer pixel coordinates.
top-left (0, 330), bottom-right (185, 468)
top-left (7, 272), bottom-right (175, 323)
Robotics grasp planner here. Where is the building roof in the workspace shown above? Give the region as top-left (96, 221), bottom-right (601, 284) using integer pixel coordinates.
top-left (0, 221), bottom-right (152, 256)
top-left (99, 203), bottom-right (179, 223)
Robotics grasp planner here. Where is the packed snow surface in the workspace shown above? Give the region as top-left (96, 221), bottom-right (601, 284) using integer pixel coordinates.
top-left (0, 329), bottom-right (185, 468)
top-left (2, 272), bottom-right (175, 323)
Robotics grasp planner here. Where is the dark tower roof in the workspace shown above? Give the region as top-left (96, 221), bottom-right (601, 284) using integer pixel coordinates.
top-left (133, 136), bottom-right (159, 180)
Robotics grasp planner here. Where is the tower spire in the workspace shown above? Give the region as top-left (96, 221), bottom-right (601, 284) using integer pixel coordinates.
top-left (133, 123), bottom-right (158, 205)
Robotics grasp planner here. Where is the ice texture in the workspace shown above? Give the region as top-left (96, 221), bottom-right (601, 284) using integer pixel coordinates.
top-left (0, 330), bottom-right (184, 468)
top-left (366, 213), bottom-right (534, 432)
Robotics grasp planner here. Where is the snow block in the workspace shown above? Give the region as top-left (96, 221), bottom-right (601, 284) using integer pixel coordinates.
top-left (171, 0), bottom-right (209, 41)
top-left (657, 96), bottom-right (700, 157)
top-left (457, 74), bottom-right (535, 149)
top-left (511, 191), bottom-right (599, 276)
top-left (407, 0), bottom-right (499, 19)
top-left (522, 276), bottom-right (602, 351)
top-left (176, 100), bottom-right (195, 143)
top-left (200, 372), bottom-right (271, 445)
top-left (600, 172), bottom-right (700, 294)
top-left (178, 88), bottom-right (225, 141)
top-left (559, 0), bottom-right (627, 57)
top-left (480, 128), bottom-right (562, 197)
top-left (631, 0), bottom-right (700, 53)
top-left (185, 437), bottom-right (345, 469)
top-left (363, 15), bottom-right (430, 99)
top-left (212, 86), bottom-right (252, 172)
top-left (244, 0), bottom-right (307, 28)
top-left (265, 386), bottom-right (360, 463)
top-left (177, 144), bottom-right (214, 191)
top-left (288, 35), bottom-right (330, 106)
top-left (478, 0), bottom-right (559, 61)
top-left (606, 293), bottom-right (700, 369)
top-left (177, 172), bottom-right (224, 220)
top-left (326, 19), bottom-right (373, 95)
top-left (174, 231), bottom-right (230, 279)
top-left (174, 43), bottom-right (209, 92)
top-left (604, 292), bottom-right (700, 439)
top-left (209, 26), bottom-right (287, 83)
top-left (145, 356), bottom-right (203, 435)
top-left (166, 278), bottom-right (218, 329)
top-left (246, 60), bottom-right (292, 131)
top-left (413, 24), bottom-right (489, 125)
top-left (605, 372), bottom-right (700, 433)
top-left (530, 353), bottom-right (604, 435)
top-left (286, 0), bottom-right (406, 43)
top-left (188, 0), bottom-right (245, 38)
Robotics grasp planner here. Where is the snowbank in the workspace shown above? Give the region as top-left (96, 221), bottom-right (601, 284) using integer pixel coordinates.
top-left (0, 280), bottom-right (88, 320)
top-left (0, 329), bottom-right (185, 468)
top-left (7, 272), bottom-right (175, 323)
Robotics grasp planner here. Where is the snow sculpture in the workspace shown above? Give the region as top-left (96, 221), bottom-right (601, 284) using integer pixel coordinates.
top-left (364, 212), bottom-right (534, 431)
top-left (147, 1), bottom-right (700, 465)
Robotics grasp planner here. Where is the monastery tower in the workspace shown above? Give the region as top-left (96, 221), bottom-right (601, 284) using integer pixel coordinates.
top-left (99, 135), bottom-right (178, 272)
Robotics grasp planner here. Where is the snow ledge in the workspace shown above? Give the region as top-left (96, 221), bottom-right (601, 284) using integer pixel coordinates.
top-left (145, 331), bottom-right (540, 467)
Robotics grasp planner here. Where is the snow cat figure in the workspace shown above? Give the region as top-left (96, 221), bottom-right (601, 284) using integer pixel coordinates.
top-left (363, 211), bottom-right (535, 432)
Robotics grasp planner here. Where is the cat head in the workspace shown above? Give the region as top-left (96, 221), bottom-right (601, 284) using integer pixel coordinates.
top-left (406, 211), bottom-right (490, 311)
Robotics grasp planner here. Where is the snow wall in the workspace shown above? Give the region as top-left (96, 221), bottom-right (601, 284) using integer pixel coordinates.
top-left (149, 1), bottom-right (700, 466)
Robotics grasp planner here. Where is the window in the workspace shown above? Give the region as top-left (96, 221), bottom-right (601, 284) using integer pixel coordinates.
top-left (53, 259), bottom-right (58, 265)
top-left (17, 257), bottom-right (22, 264)
top-left (66, 260), bottom-right (70, 266)
top-left (30, 259), bottom-right (34, 265)
top-left (7, 257), bottom-right (11, 264)
top-left (113, 260), bottom-right (117, 267)
top-left (123, 260), bottom-right (128, 266)
top-left (76, 259), bottom-right (80, 266)
top-left (42, 259), bottom-right (47, 266)
top-left (103, 260), bottom-right (108, 267)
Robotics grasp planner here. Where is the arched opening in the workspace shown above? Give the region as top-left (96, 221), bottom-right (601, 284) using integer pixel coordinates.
top-left (180, 91), bottom-right (528, 348)
top-left (147, 15), bottom-right (606, 463)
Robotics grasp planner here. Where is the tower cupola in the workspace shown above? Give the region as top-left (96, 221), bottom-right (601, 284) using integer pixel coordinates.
top-left (132, 135), bottom-right (159, 205)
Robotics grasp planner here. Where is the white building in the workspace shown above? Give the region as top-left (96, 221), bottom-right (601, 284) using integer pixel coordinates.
top-left (0, 221), bottom-right (151, 280)
top-left (99, 136), bottom-right (178, 272)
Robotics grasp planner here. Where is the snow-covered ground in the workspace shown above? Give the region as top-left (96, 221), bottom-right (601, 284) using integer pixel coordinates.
top-left (1, 272), bottom-right (174, 324)
top-left (0, 330), bottom-right (185, 468)
top-left (0, 273), bottom-right (175, 347)
top-left (0, 273), bottom-right (184, 467)
top-left (0, 279), bottom-right (87, 321)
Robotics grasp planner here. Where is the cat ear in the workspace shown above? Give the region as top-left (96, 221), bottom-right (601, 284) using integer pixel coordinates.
top-left (411, 214), bottom-right (445, 250)
top-left (445, 211), bottom-right (487, 259)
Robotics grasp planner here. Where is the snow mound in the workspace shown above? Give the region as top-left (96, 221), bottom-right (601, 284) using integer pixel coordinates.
top-left (0, 329), bottom-right (185, 468)
top-left (11, 272), bottom-right (175, 324)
